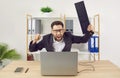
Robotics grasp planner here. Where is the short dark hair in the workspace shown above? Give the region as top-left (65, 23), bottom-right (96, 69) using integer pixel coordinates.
top-left (51, 21), bottom-right (64, 29)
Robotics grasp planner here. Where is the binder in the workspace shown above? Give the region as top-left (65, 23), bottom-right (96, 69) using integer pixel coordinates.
top-left (75, 1), bottom-right (90, 34)
top-left (88, 36), bottom-right (99, 53)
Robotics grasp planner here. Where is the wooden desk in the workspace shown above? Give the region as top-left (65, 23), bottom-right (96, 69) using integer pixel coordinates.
top-left (0, 60), bottom-right (120, 78)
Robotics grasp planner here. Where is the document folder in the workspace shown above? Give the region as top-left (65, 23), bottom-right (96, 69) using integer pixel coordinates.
top-left (75, 1), bottom-right (90, 34)
top-left (88, 36), bottom-right (99, 53)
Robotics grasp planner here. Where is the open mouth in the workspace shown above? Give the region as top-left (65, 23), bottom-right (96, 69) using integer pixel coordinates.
top-left (56, 36), bottom-right (62, 40)
top-left (57, 37), bottom-right (61, 39)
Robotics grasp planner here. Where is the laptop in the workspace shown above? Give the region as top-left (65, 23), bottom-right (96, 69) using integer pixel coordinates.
top-left (40, 52), bottom-right (78, 76)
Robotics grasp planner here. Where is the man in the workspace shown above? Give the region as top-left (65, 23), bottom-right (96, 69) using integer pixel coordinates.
top-left (29, 21), bottom-right (94, 52)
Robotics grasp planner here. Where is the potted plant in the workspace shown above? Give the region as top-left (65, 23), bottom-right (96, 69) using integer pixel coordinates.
top-left (40, 6), bottom-right (53, 13)
top-left (0, 43), bottom-right (21, 66)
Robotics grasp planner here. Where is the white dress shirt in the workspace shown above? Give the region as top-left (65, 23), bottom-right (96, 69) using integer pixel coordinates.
top-left (53, 38), bottom-right (65, 52)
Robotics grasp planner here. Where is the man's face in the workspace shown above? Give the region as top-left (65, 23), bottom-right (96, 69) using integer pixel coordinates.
top-left (51, 25), bottom-right (65, 41)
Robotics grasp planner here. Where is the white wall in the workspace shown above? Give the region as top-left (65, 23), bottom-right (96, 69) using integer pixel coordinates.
top-left (0, 0), bottom-right (120, 67)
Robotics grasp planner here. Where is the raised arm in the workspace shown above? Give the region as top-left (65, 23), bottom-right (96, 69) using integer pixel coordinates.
top-left (29, 34), bottom-right (44, 52)
top-left (72, 24), bottom-right (94, 43)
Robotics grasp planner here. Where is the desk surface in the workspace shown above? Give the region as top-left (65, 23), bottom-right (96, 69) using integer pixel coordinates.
top-left (0, 60), bottom-right (120, 78)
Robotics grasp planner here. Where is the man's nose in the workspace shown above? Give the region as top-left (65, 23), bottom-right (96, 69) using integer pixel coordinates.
top-left (56, 31), bottom-right (61, 34)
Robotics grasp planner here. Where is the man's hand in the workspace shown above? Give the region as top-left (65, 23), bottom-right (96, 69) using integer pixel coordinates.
top-left (32, 34), bottom-right (41, 44)
top-left (87, 24), bottom-right (95, 32)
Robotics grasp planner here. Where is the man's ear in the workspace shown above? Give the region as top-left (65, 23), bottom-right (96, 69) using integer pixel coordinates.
top-left (51, 30), bottom-right (53, 34)
top-left (63, 29), bottom-right (66, 32)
